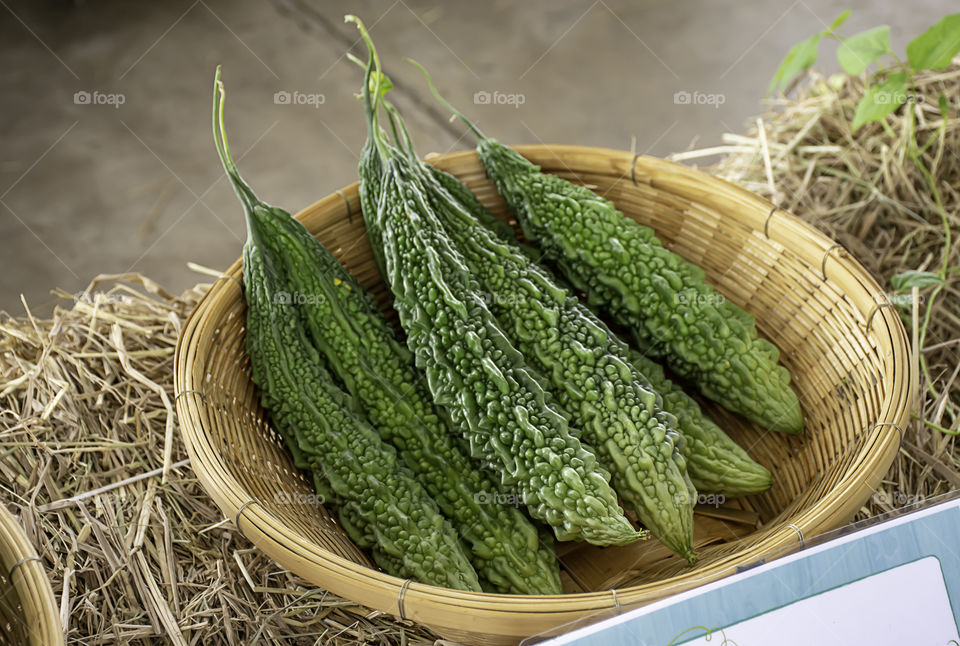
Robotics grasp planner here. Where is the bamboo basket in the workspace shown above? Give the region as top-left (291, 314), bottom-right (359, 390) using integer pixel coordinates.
top-left (0, 503), bottom-right (63, 646)
top-left (175, 146), bottom-right (911, 645)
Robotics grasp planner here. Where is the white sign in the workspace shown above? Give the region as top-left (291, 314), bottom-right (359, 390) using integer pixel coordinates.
top-left (678, 557), bottom-right (957, 645)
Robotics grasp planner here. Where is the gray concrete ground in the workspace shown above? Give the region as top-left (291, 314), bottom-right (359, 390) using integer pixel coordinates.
top-left (1, 0), bottom-right (955, 313)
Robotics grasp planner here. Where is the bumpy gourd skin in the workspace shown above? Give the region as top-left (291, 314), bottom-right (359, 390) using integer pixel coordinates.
top-left (476, 139), bottom-right (804, 434)
top-left (242, 245), bottom-right (482, 591)
top-left (426, 165), bottom-right (519, 243)
top-left (451, 169), bottom-right (773, 499)
top-left (415, 161), bottom-right (696, 560)
top-left (360, 140), bottom-right (390, 285)
top-left (246, 204), bottom-right (562, 595)
top-left (627, 351), bottom-right (772, 496)
top-left (369, 157), bottom-right (641, 546)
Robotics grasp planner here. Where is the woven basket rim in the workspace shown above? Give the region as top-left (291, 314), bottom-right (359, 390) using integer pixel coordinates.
top-left (0, 502), bottom-right (63, 646)
top-left (175, 145), bottom-right (911, 636)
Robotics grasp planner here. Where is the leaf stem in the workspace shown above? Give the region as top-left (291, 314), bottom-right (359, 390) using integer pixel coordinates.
top-left (406, 58), bottom-right (486, 140)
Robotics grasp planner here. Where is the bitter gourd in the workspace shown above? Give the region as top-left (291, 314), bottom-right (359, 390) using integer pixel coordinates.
top-left (428, 157), bottom-right (770, 500)
top-left (243, 243), bottom-right (481, 591)
top-left (382, 101), bottom-right (697, 560)
top-left (415, 67), bottom-right (804, 435)
top-left (215, 69), bottom-right (559, 593)
top-left (419, 122), bottom-right (772, 500)
top-left (216, 69), bottom-right (481, 591)
top-left (226, 158), bottom-right (560, 593)
top-left (349, 18), bottom-right (640, 546)
top-left (627, 351), bottom-right (771, 496)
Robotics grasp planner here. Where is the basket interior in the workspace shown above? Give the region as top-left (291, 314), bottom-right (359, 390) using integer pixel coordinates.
top-left (182, 148), bottom-right (904, 603)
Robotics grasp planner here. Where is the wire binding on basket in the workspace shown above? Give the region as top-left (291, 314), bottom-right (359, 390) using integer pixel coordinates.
top-left (820, 244), bottom-right (846, 281)
top-left (610, 588), bottom-right (621, 615)
top-left (8, 556), bottom-right (40, 581)
top-left (214, 274), bottom-right (243, 291)
top-left (863, 302), bottom-right (898, 330)
top-left (397, 579), bottom-right (412, 621)
top-left (234, 500), bottom-right (260, 533)
top-left (785, 523), bottom-right (805, 548)
top-left (174, 389), bottom-right (205, 404)
top-left (871, 422), bottom-right (904, 452)
top-left (336, 189), bottom-right (354, 224)
top-left (764, 205), bottom-right (783, 238)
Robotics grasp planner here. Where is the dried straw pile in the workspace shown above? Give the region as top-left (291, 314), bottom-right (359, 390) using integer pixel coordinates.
top-left (675, 64), bottom-right (960, 517)
top-left (0, 274), bottom-right (437, 644)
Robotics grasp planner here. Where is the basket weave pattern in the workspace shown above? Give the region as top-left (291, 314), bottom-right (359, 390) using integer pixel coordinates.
top-left (175, 146), bottom-right (911, 645)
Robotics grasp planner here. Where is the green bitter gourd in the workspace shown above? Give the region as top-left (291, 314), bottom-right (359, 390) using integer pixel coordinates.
top-left (215, 67), bottom-right (481, 591)
top-left (382, 100), bottom-right (697, 560)
top-left (348, 18), bottom-right (641, 546)
top-left (214, 104), bottom-right (561, 593)
top-left (415, 67), bottom-right (804, 435)
top-left (627, 350), bottom-right (771, 496)
top-left (243, 243), bottom-right (481, 591)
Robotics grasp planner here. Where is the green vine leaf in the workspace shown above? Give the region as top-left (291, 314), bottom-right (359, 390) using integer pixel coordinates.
top-left (838, 26), bottom-right (891, 75)
top-left (767, 11), bottom-right (850, 94)
top-left (769, 33), bottom-right (824, 94)
top-left (851, 72), bottom-right (908, 131)
top-left (907, 13), bottom-right (960, 70)
top-left (891, 270), bottom-right (944, 291)
top-left (828, 10), bottom-right (852, 31)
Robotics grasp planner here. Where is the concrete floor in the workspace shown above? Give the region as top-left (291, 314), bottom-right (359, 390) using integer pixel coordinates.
top-left (1, 0), bottom-right (955, 313)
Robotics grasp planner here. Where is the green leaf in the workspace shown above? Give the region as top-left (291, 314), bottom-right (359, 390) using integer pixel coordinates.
top-left (769, 33), bottom-right (823, 94)
top-left (891, 270), bottom-right (944, 291)
top-left (369, 71), bottom-right (393, 96)
top-left (828, 10), bottom-right (852, 32)
top-left (353, 71), bottom-right (394, 101)
top-left (907, 13), bottom-right (960, 70)
top-left (837, 26), bottom-right (890, 75)
top-left (851, 72), bottom-right (908, 131)
top-left (940, 92), bottom-right (950, 118)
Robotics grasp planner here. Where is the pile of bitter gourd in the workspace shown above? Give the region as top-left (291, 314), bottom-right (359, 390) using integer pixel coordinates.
top-left (213, 17), bottom-right (802, 593)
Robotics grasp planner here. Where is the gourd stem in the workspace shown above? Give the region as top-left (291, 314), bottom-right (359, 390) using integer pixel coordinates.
top-left (345, 50), bottom-right (411, 162)
top-left (383, 101), bottom-right (416, 161)
top-left (212, 67), bottom-right (261, 239)
top-left (345, 16), bottom-right (391, 160)
top-left (406, 58), bottom-right (486, 140)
